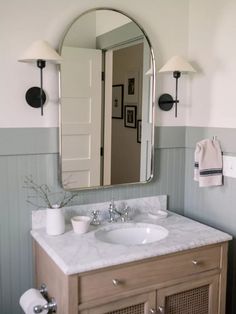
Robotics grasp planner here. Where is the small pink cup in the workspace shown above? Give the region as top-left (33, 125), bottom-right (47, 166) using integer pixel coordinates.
top-left (71, 216), bottom-right (91, 234)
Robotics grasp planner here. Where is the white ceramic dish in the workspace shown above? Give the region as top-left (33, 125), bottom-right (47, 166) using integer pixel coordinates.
top-left (148, 210), bottom-right (168, 220)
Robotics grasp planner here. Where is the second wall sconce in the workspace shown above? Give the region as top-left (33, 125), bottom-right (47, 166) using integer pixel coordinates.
top-left (18, 40), bottom-right (62, 116)
top-left (158, 56), bottom-right (196, 117)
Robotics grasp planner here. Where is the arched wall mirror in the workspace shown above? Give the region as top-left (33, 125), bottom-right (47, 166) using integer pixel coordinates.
top-left (59, 8), bottom-right (156, 190)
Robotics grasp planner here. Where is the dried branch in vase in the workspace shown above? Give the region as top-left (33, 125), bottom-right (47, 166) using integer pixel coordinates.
top-left (23, 176), bottom-right (79, 209)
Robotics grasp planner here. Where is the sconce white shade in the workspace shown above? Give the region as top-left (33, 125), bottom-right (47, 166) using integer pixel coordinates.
top-left (18, 40), bottom-right (62, 63)
top-left (159, 56), bottom-right (196, 73)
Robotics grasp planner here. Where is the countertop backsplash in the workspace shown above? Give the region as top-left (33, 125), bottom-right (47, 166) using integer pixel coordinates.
top-left (32, 195), bottom-right (167, 230)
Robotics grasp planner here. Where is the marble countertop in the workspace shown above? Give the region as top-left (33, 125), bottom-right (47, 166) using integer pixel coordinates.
top-left (31, 212), bottom-right (232, 275)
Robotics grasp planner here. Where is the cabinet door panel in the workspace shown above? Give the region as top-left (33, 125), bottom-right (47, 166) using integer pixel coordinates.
top-left (80, 291), bottom-right (156, 314)
top-left (157, 275), bottom-right (219, 314)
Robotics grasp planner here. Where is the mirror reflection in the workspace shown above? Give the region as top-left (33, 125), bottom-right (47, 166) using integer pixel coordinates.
top-left (60, 9), bottom-right (155, 190)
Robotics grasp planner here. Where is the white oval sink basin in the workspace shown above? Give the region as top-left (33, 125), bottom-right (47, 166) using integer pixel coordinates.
top-left (95, 223), bottom-right (168, 245)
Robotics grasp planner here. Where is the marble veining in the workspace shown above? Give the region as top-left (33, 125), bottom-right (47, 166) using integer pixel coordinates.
top-left (32, 195), bottom-right (167, 229)
top-left (31, 196), bottom-right (232, 275)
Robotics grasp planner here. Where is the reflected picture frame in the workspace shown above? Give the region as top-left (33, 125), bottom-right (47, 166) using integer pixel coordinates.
top-left (112, 84), bottom-right (124, 119)
top-left (124, 105), bottom-right (137, 128)
top-left (125, 71), bottom-right (139, 103)
top-left (137, 119), bottom-right (142, 143)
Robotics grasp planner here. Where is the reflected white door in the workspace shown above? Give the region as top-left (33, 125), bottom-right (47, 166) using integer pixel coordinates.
top-left (140, 39), bottom-right (153, 182)
top-left (61, 47), bottom-right (102, 189)
top-left (103, 50), bottom-right (113, 185)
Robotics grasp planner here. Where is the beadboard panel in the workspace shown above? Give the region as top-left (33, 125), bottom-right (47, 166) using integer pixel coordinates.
top-left (0, 154), bottom-right (59, 314)
top-left (186, 126), bottom-right (236, 153)
top-left (0, 128), bottom-right (58, 156)
top-left (184, 149), bottom-right (236, 234)
top-left (0, 127), bottom-right (185, 156)
top-left (184, 126), bottom-right (236, 234)
top-left (184, 143), bottom-right (236, 314)
top-left (0, 148), bottom-right (185, 314)
top-left (155, 126), bottom-right (186, 149)
top-left (184, 127), bottom-right (236, 314)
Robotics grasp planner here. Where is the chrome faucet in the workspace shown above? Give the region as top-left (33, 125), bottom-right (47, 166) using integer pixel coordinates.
top-left (108, 201), bottom-right (129, 223)
top-left (108, 202), bottom-right (116, 223)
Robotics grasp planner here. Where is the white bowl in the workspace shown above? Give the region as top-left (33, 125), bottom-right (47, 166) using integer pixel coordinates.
top-left (148, 210), bottom-right (168, 220)
top-left (71, 216), bottom-right (91, 234)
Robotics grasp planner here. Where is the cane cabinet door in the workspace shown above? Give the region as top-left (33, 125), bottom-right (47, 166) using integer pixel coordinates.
top-left (156, 275), bottom-right (219, 314)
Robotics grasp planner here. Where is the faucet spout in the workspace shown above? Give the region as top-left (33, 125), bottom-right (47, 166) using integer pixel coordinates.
top-left (107, 202), bottom-right (130, 223)
top-left (108, 202), bottom-right (116, 223)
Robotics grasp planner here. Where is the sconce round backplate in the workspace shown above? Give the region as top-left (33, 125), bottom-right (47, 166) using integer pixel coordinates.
top-left (25, 87), bottom-right (46, 108)
top-left (158, 93), bottom-right (174, 111)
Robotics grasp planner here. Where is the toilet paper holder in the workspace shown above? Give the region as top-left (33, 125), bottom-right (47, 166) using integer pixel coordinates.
top-left (33, 284), bottom-right (57, 313)
top-left (33, 297), bottom-right (57, 313)
top-left (39, 283), bottom-right (48, 297)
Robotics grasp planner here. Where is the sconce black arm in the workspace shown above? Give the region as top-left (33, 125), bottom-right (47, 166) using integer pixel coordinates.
top-left (158, 71), bottom-right (181, 117)
top-left (37, 60), bottom-right (46, 116)
top-left (25, 59), bottom-right (46, 116)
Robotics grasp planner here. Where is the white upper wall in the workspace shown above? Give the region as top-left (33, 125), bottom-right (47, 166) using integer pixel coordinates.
top-left (0, 0), bottom-right (188, 128)
top-left (187, 0), bottom-right (236, 127)
top-left (154, 2), bottom-right (189, 126)
top-left (3, 0), bottom-right (236, 128)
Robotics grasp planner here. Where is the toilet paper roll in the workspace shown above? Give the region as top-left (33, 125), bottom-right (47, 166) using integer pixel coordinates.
top-left (19, 288), bottom-right (48, 314)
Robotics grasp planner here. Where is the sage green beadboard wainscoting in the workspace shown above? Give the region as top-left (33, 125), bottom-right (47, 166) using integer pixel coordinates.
top-left (0, 127), bottom-right (185, 314)
top-left (2, 126), bottom-right (236, 314)
top-left (184, 127), bottom-right (236, 314)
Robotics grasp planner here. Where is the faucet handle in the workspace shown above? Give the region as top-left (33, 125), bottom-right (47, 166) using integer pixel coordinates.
top-left (109, 201), bottom-right (115, 211)
top-left (116, 205), bottom-right (129, 222)
top-left (123, 205), bottom-right (129, 218)
top-left (90, 210), bottom-right (100, 225)
top-left (124, 205), bottom-right (129, 212)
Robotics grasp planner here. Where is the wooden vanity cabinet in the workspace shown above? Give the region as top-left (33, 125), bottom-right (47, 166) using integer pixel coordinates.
top-left (33, 241), bottom-right (228, 314)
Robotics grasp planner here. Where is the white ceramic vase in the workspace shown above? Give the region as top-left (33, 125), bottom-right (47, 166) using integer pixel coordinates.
top-left (46, 205), bottom-right (65, 236)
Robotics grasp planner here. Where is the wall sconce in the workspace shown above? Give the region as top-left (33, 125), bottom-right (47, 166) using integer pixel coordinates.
top-left (18, 40), bottom-right (62, 116)
top-left (158, 56), bottom-right (196, 117)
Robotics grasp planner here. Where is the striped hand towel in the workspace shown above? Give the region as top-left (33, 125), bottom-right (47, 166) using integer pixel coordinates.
top-left (194, 139), bottom-right (223, 187)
